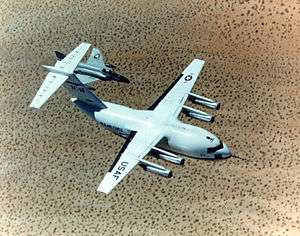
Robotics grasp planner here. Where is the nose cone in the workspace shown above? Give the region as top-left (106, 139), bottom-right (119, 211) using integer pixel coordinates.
top-left (214, 143), bottom-right (231, 159)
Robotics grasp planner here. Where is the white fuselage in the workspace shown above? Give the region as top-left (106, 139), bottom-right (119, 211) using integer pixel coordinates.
top-left (78, 101), bottom-right (231, 159)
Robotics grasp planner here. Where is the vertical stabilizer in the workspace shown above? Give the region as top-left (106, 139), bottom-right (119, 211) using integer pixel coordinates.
top-left (63, 74), bottom-right (107, 111)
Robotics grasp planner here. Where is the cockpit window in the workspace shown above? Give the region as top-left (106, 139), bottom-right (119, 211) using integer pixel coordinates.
top-left (206, 136), bottom-right (214, 142)
top-left (207, 141), bottom-right (223, 153)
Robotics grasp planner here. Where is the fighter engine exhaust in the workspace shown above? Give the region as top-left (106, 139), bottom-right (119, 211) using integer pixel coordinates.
top-left (182, 105), bottom-right (214, 123)
top-left (188, 93), bottom-right (220, 110)
top-left (139, 159), bottom-right (172, 178)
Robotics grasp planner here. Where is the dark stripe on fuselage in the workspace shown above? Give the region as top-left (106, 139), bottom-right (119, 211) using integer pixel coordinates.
top-left (108, 131), bottom-right (137, 172)
top-left (75, 70), bottom-right (106, 79)
top-left (65, 81), bottom-right (82, 86)
top-left (148, 74), bottom-right (183, 110)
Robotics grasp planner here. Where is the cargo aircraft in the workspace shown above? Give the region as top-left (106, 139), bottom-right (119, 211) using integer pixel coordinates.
top-left (30, 43), bottom-right (231, 194)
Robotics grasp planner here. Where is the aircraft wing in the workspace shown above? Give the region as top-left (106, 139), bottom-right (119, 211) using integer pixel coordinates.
top-left (30, 43), bottom-right (91, 109)
top-left (148, 59), bottom-right (205, 119)
top-left (98, 128), bottom-right (163, 194)
top-left (54, 42), bottom-right (91, 74)
top-left (86, 48), bottom-right (106, 69)
top-left (30, 72), bottom-right (68, 109)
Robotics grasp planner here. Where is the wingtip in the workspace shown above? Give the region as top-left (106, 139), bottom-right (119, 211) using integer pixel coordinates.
top-left (29, 102), bottom-right (41, 110)
top-left (97, 185), bottom-right (111, 194)
top-left (194, 58), bottom-right (205, 64)
top-left (97, 175), bottom-right (113, 194)
top-left (29, 106), bottom-right (40, 112)
top-left (81, 42), bottom-right (92, 47)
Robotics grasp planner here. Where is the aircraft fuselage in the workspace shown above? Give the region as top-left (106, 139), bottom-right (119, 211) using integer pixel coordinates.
top-left (75, 100), bottom-right (231, 159)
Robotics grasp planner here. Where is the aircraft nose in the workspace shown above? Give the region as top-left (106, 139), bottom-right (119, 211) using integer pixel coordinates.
top-left (214, 142), bottom-right (231, 159)
top-left (222, 143), bottom-right (232, 158)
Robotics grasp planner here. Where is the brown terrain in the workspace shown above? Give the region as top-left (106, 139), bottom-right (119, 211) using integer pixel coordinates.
top-left (0, 0), bottom-right (299, 235)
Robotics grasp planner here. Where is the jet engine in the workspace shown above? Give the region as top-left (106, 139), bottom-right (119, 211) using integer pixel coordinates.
top-left (152, 147), bottom-right (184, 165)
top-left (188, 93), bottom-right (220, 110)
top-left (182, 105), bottom-right (214, 123)
top-left (139, 159), bottom-right (172, 177)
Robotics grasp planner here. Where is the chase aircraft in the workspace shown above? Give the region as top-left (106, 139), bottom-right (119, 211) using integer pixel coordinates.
top-left (30, 43), bottom-right (231, 194)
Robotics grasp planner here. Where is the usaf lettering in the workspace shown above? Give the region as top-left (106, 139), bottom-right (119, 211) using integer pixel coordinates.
top-left (113, 162), bottom-right (128, 180)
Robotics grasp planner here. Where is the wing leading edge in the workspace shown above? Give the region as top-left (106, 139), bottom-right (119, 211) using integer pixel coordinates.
top-left (98, 128), bottom-right (163, 194)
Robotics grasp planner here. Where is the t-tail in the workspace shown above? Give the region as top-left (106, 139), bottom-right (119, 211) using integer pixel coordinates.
top-left (30, 42), bottom-right (106, 112)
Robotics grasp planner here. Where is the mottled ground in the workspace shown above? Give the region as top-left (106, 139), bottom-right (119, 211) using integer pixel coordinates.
top-left (0, 0), bottom-right (299, 235)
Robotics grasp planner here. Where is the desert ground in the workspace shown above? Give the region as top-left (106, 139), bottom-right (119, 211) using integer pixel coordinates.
top-left (0, 0), bottom-right (299, 235)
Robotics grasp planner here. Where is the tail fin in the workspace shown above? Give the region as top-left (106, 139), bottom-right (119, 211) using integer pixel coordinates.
top-left (30, 43), bottom-right (91, 109)
top-left (86, 48), bottom-right (106, 68)
top-left (54, 51), bottom-right (66, 61)
top-left (64, 74), bottom-right (107, 111)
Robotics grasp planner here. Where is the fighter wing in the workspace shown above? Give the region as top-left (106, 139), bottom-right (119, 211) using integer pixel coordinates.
top-left (30, 72), bottom-right (68, 109)
top-left (54, 42), bottom-right (91, 74)
top-left (98, 128), bottom-right (163, 194)
top-left (148, 59), bottom-right (205, 119)
top-left (30, 43), bottom-right (91, 109)
top-left (86, 48), bottom-right (106, 69)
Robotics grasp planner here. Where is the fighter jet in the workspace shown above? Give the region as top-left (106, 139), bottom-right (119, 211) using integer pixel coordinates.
top-left (30, 43), bottom-right (231, 194)
top-left (55, 47), bottom-right (129, 84)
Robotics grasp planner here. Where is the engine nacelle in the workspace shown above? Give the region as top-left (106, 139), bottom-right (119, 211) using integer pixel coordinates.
top-left (152, 147), bottom-right (184, 165)
top-left (188, 93), bottom-right (220, 110)
top-left (139, 159), bottom-right (172, 178)
top-left (182, 105), bottom-right (214, 123)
